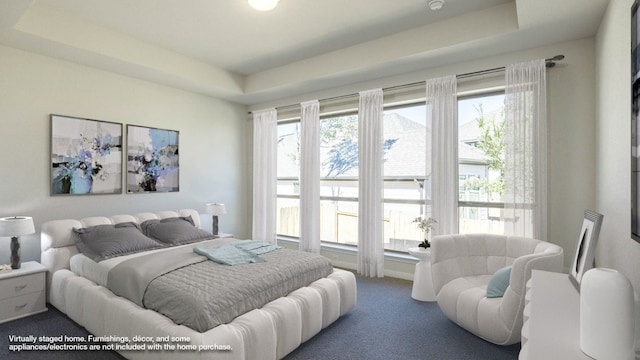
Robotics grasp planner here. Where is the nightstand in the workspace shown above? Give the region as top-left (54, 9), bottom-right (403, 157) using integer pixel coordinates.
top-left (408, 247), bottom-right (436, 302)
top-left (0, 261), bottom-right (47, 323)
top-left (213, 233), bottom-right (234, 238)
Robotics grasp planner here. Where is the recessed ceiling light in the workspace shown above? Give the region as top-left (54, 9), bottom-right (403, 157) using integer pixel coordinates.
top-left (428, 0), bottom-right (444, 11)
top-left (248, 0), bottom-right (279, 11)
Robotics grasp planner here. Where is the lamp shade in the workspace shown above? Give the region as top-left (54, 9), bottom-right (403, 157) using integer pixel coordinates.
top-left (0, 216), bottom-right (35, 236)
top-left (205, 203), bottom-right (227, 216)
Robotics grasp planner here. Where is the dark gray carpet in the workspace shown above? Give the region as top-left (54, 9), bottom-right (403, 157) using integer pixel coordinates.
top-left (0, 274), bottom-right (520, 359)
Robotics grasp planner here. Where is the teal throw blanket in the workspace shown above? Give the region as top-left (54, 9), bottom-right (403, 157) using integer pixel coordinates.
top-left (193, 240), bottom-right (282, 266)
top-left (232, 240), bottom-right (282, 254)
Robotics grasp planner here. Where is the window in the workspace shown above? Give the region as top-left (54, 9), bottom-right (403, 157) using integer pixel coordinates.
top-left (457, 92), bottom-right (506, 234)
top-left (276, 114), bottom-right (361, 245)
top-left (275, 90), bottom-right (508, 252)
top-left (382, 104), bottom-right (429, 252)
top-left (319, 113), bottom-right (359, 245)
top-left (276, 121), bottom-right (300, 238)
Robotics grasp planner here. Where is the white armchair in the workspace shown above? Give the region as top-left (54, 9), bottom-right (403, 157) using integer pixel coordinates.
top-left (430, 234), bottom-right (563, 345)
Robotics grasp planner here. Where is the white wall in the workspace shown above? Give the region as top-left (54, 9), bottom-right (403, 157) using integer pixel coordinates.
top-left (595, 0), bottom-right (640, 293)
top-left (0, 45), bottom-right (250, 264)
top-left (252, 37), bottom-right (598, 277)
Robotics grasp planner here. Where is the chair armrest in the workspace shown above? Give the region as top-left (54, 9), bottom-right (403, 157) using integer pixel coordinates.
top-left (509, 244), bottom-right (564, 296)
top-left (498, 242), bottom-right (564, 335)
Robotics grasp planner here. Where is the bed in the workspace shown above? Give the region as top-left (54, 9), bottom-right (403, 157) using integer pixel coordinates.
top-left (40, 209), bottom-right (357, 360)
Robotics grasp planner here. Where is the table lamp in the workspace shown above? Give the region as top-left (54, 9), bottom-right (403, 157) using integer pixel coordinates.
top-left (205, 203), bottom-right (226, 236)
top-left (0, 216), bottom-right (35, 269)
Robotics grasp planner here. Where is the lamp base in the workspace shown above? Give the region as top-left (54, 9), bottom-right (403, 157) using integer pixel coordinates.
top-left (212, 216), bottom-right (219, 236)
top-left (10, 236), bottom-right (20, 269)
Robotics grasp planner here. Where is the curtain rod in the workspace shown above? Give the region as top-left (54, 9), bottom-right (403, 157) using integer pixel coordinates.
top-left (256, 55), bottom-right (565, 114)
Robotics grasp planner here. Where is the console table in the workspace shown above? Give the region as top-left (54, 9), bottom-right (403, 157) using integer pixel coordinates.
top-left (519, 270), bottom-right (591, 359)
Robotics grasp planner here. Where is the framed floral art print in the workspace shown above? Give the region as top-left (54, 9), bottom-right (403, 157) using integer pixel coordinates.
top-left (50, 114), bottom-right (123, 195)
top-left (126, 125), bottom-right (179, 193)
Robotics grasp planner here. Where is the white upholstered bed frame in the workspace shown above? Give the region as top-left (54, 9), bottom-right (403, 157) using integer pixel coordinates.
top-left (40, 209), bottom-right (357, 360)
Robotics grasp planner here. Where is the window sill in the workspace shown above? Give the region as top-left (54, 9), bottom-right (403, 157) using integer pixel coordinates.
top-left (277, 236), bottom-right (417, 263)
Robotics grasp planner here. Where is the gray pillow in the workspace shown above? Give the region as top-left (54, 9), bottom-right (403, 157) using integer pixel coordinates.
top-left (73, 222), bottom-right (164, 262)
top-left (141, 216), bottom-right (213, 245)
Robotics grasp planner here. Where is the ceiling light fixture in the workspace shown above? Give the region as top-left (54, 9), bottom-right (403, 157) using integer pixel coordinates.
top-left (248, 0), bottom-right (279, 11)
top-left (428, 0), bottom-right (444, 11)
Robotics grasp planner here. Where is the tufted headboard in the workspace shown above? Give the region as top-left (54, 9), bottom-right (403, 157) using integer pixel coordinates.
top-left (40, 209), bottom-right (201, 297)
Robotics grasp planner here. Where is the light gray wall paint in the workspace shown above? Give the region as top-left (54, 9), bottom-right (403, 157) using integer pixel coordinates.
top-left (252, 37), bottom-right (598, 275)
top-left (0, 45), bottom-right (250, 264)
top-left (595, 0), bottom-right (640, 295)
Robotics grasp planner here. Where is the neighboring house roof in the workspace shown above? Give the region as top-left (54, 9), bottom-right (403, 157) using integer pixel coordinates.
top-left (459, 142), bottom-right (490, 164)
top-left (382, 113), bottom-right (430, 178)
top-left (277, 111), bottom-right (494, 179)
top-left (459, 107), bottom-right (504, 144)
top-left (459, 120), bottom-right (481, 144)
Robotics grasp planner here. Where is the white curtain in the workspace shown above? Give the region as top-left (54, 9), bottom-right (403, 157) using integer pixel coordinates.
top-left (428, 75), bottom-right (458, 235)
top-left (504, 59), bottom-right (547, 239)
top-left (252, 108), bottom-right (278, 244)
top-left (358, 89), bottom-right (384, 278)
top-left (299, 100), bottom-right (321, 253)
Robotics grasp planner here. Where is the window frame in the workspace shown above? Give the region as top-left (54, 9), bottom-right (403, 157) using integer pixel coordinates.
top-left (275, 89), bottom-right (511, 251)
top-left (456, 90), bottom-right (507, 234)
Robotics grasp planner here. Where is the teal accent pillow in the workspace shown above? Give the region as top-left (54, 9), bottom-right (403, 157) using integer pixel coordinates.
top-left (486, 266), bottom-right (512, 298)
